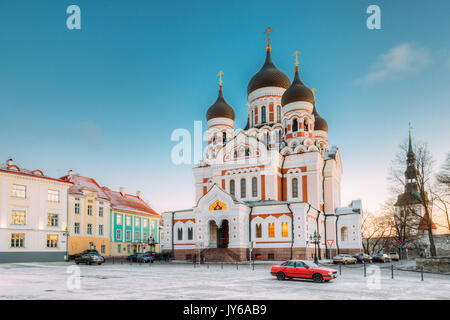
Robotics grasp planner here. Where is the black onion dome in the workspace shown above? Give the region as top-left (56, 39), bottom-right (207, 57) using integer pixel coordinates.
top-left (247, 50), bottom-right (290, 95)
top-left (206, 87), bottom-right (235, 121)
top-left (281, 69), bottom-right (315, 106)
top-left (312, 106), bottom-right (328, 132)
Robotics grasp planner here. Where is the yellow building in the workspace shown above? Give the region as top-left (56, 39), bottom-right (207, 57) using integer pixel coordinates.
top-left (61, 172), bottom-right (111, 256)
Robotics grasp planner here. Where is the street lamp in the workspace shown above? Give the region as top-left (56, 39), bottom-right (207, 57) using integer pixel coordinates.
top-left (309, 231), bottom-right (321, 264)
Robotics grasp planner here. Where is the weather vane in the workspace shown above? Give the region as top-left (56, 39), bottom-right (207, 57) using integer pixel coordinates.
top-left (217, 71), bottom-right (224, 87)
top-left (409, 122), bottom-right (414, 134)
top-left (293, 50), bottom-right (301, 69)
top-left (264, 27), bottom-right (272, 50)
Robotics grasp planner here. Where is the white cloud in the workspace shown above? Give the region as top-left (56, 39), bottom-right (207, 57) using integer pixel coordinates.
top-left (354, 43), bottom-right (430, 85)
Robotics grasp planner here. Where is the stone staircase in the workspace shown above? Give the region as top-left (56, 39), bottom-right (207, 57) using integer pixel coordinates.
top-left (201, 248), bottom-right (240, 262)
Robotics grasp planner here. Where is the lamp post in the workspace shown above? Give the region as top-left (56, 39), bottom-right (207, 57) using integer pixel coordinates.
top-left (196, 241), bottom-right (203, 265)
top-left (309, 231), bottom-right (321, 264)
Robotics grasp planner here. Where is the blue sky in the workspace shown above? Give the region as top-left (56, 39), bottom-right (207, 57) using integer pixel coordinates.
top-left (0, 0), bottom-right (449, 213)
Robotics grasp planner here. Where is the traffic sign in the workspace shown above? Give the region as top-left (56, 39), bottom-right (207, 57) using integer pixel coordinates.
top-left (327, 240), bottom-right (334, 247)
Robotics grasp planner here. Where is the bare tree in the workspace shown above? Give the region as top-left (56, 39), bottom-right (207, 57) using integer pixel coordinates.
top-left (436, 152), bottom-right (450, 193)
top-left (361, 209), bottom-right (395, 254)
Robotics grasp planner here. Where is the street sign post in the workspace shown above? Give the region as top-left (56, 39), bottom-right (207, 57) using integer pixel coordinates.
top-left (326, 240), bottom-right (334, 262)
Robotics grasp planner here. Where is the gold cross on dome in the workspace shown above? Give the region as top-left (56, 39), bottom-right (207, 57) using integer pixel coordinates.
top-left (264, 27), bottom-right (272, 47)
top-left (293, 50), bottom-right (301, 67)
top-left (217, 71), bottom-right (224, 86)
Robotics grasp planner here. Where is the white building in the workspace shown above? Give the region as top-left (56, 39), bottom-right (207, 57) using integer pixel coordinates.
top-left (0, 159), bottom-right (72, 262)
top-left (162, 38), bottom-right (362, 261)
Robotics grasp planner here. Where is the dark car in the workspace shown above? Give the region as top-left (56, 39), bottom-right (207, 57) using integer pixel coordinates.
top-left (127, 253), bottom-right (154, 263)
top-left (353, 253), bottom-right (373, 263)
top-left (372, 253), bottom-right (392, 263)
top-left (69, 249), bottom-right (100, 260)
top-left (75, 252), bottom-right (105, 265)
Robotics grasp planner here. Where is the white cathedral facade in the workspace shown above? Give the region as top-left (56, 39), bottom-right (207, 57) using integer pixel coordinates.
top-left (161, 38), bottom-right (362, 261)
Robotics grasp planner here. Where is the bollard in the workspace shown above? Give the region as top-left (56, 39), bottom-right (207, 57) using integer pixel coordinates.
top-left (252, 259), bottom-right (255, 271)
top-left (421, 266), bottom-right (424, 281)
top-left (236, 262), bottom-right (238, 270)
top-left (221, 261), bottom-right (223, 270)
top-left (339, 263), bottom-right (342, 275)
top-left (391, 264), bottom-right (394, 279)
top-left (207, 262), bottom-right (209, 269)
top-left (364, 262), bottom-right (366, 277)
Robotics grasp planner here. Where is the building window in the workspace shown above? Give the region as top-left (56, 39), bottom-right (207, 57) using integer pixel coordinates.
top-left (341, 227), bottom-right (348, 242)
top-left (177, 228), bottom-right (183, 241)
top-left (101, 245), bottom-right (105, 254)
top-left (268, 223), bottom-right (275, 238)
top-left (117, 214), bottom-right (122, 225)
top-left (11, 233), bottom-right (25, 248)
top-left (251, 110), bottom-right (254, 127)
top-left (117, 244), bottom-right (121, 253)
top-left (151, 220), bottom-right (155, 228)
top-left (143, 232), bottom-right (148, 241)
top-left (292, 178), bottom-right (298, 198)
top-left (46, 234), bottom-right (58, 248)
top-left (268, 253), bottom-right (275, 260)
top-left (12, 184), bottom-right (26, 198)
top-left (256, 224), bottom-right (262, 238)
top-left (47, 213), bottom-right (59, 227)
top-left (252, 177), bottom-right (257, 197)
top-left (240, 178), bottom-right (246, 198)
top-left (99, 225), bottom-right (104, 236)
top-left (87, 205), bottom-right (93, 216)
top-left (222, 132), bottom-right (227, 144)
top-left (135, 231), bottom-right (140, 242)
top-left (278, 130), bottom-right (282, 144)
top-left (292, 118), bottom-right (298, 132)
top-left (304, 118), bottom-right (309, 132)
top-left (47, 190), bottom-right (60, 203)
top-left (116, 229), bottom-right (122, 240)
top-left (135, 218), bottom-right (140, 227)
top-left (126, 230), bottom-right (131, 241)
top-left (99, 207), bottom-right (104, 217)
top-left (74, 203), bottom-right (80, 214)
top-left (188, 227), bottom-right (193, 240)
top-left (230, 180), bottom-right (235, 196)
top-left (126, 216), bottom-right (131, 226)
top-left (261, 106), bottom-right (266, 123)
top-left (87, 224), bottom-right (93, 235)
top-left (144, 219), bottom-right (148, 228)
top-left (282, 222), bottom-right (289, 237)
top-left (74, 223), bottom-right (80, 234)
top-left (277, 105), bottom-right (281, 121)
top-left (11, 210), bottom-right (26, 225)
top-left (265, 132), bottom-right (269, 145)
top-left (127, 245), bottom-right (131, 253)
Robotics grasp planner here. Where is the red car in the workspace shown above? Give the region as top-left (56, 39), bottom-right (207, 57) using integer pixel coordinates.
top-left (270, 260), bottom-right (337, 283)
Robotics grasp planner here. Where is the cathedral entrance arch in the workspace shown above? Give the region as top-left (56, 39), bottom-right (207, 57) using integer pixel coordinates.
top-left (208, 219), bottom-right (229, 248)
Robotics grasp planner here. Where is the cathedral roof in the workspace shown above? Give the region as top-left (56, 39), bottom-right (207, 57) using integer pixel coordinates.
top-left (281, 68), bottom-right (315, 106)
top-left (313, 105), bottom-right (328, 132)
top-left (247, 49), bottom-right (290, 95)
top-left (206, 86), bottom-right (235, 121)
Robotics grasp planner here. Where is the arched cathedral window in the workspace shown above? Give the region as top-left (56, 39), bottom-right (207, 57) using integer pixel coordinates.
top-left (304, 119), bottom-right (309, 132)
top-left (341, 226), bottom-right (348, 242)
top-left (187, 227), bottom-right (193, 240)
top-left (251, 110), bottom-right (254, 127)
top-left (277, 130), bottom-right (282, 144)
top-left (177, 228), bottom-right (183, 241)
top-left (292, 118), bottom-right (298, 132)
top-left (261, 106), bottom-right (266, 123)
top-left (277, 105), bottom-right (281, 122)
top-left (251, 177), bottom-right (257, 197)
top-left (222, 132), bottom-right (227, 144)
top-left (255, 224), bottom-right (262, 238)
top-left (292, 178), bottom-right (298, 198)
top-left (229, 179), bottom-right (235, 196)
top-left (240, 178), bottom-right (246, 198)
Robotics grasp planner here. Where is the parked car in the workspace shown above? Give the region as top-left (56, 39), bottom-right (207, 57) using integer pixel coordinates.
top-left (69, 249), bottom-right (100, 260)
top-left (353, 253), bottom-right (373, 263)
top-left (333, 254), bottom-right (357, 264)
top-left (372, 253), bottom-right (392, 263)
top-left (270, 260), bottom-right (338, 283)
top-left (127, 253), bottom-right (155, 263)
top-left (75, 252), bottom-right (104, 265)
top-left (389, 252), bottom-right (400, 261)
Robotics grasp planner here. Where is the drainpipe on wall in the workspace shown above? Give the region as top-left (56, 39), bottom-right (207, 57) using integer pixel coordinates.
top-left (335, 214), bottom-right (340, 254)
top-left (248, 206), bottom-right (253, 261)
top-left (280, 155), bottom-right (286, 201)
top-left (321, 157), bottom-right (328, 258)
top-left (171, 212), bottom-right (175, 259)
top-left (287, 203), bottom-right (294, 259)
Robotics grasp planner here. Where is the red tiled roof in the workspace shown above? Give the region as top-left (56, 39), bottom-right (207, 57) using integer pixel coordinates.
top-left (102, 187), bottom-right (160, 218)
top-left (418, 215), bottom-right (437, 230)
top-left (59, 174), bottom-right (110, 200)
top-left (0, 165), bottom-right (72, 184)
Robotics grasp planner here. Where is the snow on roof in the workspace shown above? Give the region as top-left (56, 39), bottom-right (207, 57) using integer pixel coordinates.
top-left (0, 162), bottom-right (72, 184)
top-left (102, 187), bottom-right (160, 218)
top-left (60, 174), bottom-right (110, 200)
top-left (335, 200), bottom-right (362, 215)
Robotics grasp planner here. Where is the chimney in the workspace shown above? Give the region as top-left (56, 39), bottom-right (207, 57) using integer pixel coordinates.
top-left (6, 158), bottom-right (13, 166)
top-left (136, 190), bottom-right (142, 198)
top-left (120, 187), bottom-right (126, 195)
top-left (68, 169), bottom-right (73, 177)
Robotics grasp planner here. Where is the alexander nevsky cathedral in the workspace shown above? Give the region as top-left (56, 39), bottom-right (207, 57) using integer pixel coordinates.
top-left (161, 30), bottom-right (363, 261)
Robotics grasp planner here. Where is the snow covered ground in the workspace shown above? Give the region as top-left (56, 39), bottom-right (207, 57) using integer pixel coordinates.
top-left (0, 261), bottom-right (449, 300)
